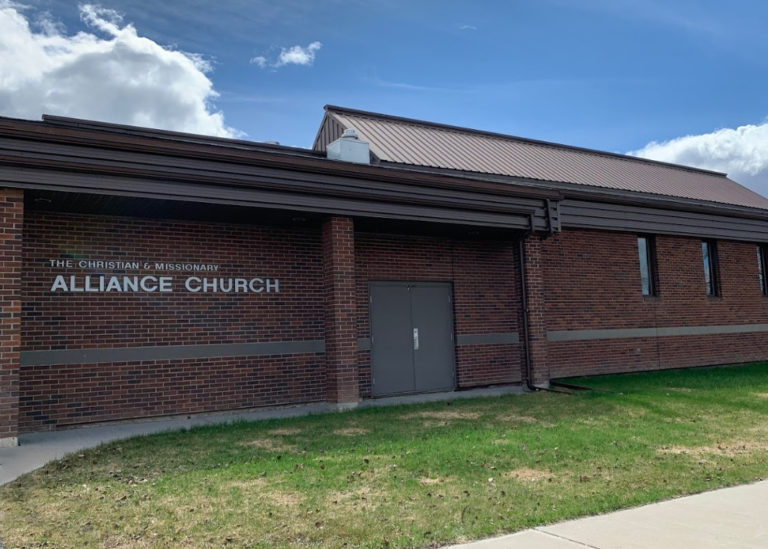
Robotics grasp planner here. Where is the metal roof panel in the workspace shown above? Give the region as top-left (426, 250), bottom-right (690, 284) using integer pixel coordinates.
top-left (326, 107), bottom-right (768, 211)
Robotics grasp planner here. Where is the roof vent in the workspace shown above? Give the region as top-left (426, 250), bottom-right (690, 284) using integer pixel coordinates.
top-left (326, 127), bottom-right (370, 164)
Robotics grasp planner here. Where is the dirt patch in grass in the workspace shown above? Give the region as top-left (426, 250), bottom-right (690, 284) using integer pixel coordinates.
top-left (265, 490), bottom-right (303, 507)
top-left (748, 420), bottom-right (768, 436)
top-left (226, 477), bottom-right (268, 489)
top-left (238, 437), bottom-right (298, 453)
top-left (402, 410), bottom-right (482, 421)
top-left (625, 407), bottom-right (648, 418)
top-left (103, 537), bottom-right (152, 549)
top-left (226, 477), bottom-right (303, 507)
top-left (496, 413), bottom-right (538, 423)
top-left (754, 393), bottom-right (768, 399)
top-left (268, 427), bottom-right (302, 436)
top-left (658, 440), bottom-right (768, 457)
top-left (333, 427), bottom-right (370, 436)
top-left (504, 468), bottom-right (553, 482)
top-left (325, 486), bottom-right (387, 514)
top-left (573, 416), bottom-right (601, 426)
top-left (401, 409), bottom-right (482, 428)
top-left (419, 420), bottom-right (449, 428)
top-left (419, 476), bottom-right (452, 485)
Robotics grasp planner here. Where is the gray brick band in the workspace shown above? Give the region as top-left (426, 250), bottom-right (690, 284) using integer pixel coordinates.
top-left (357, 332), bottom-right (519, 351)
top-left (455, 332), bottom-right (520, 345)
top-left (20, 339), bottom-right (327, 367)
top-left (547, 323), bottom-right (768, 342)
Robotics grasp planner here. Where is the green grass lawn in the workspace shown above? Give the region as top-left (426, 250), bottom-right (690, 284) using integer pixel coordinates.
top-left (2, 363), bottom-right (768, 548)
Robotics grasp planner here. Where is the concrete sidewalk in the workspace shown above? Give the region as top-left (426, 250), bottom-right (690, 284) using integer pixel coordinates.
top-left (450, 479), bottom-right (768, 549)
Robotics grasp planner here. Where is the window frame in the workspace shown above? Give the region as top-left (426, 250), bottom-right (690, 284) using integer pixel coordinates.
top-left (701, 240), bottom-right (720, 297)
top-left (637, 235), bottom-right (658, 297)
top-left (759, 244), bottom-right (768, 297)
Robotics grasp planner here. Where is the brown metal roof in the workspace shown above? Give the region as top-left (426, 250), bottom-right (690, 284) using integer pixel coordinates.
top-left (321, 106), bottom-right (768, 211)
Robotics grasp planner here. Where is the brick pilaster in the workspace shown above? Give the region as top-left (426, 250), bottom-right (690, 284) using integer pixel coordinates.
top-left (0, 188), bottom-right (23, 446)
top-left (321, 216), bottom-right (359, 405)
top-left (522, 235), bottom-right (550, 386)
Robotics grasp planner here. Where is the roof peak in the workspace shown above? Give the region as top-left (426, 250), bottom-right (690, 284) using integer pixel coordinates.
top-left (324, 104), bottom-right (728, 178)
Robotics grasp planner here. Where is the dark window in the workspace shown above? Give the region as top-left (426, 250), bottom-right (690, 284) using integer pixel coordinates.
top-left (637, 235), bottom-right (658, 296)
top-left (759, 245), bottom-right (768, 296)
top-left (701, 240), bottom-right (720, 297)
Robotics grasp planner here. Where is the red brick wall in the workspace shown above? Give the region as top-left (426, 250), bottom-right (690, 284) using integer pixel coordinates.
top-left (20, 212), bottom-right (766, 431)
top-left (20, 211), bottom-right (326, 431)
top-left (322, 217), bottom-right (358, 404)
top-left (20, 355), bottom-right (324, 429)
top-left (0, 189), bottom-right (23, 441)
top-left (543, 229), bottom-right (768, 378)
top-left (355, 232), bottom-right (522, 397)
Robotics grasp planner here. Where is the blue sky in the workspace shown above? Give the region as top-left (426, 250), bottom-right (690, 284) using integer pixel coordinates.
top-left (3, 0), bottom-right (768, 196)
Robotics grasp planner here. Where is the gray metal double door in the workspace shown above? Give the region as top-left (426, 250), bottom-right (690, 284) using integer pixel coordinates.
top-left (370, 282), bottom-right (456, 396)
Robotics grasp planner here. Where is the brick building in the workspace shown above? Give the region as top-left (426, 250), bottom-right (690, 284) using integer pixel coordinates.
top-left (1, 106), bottom-right (767, 446)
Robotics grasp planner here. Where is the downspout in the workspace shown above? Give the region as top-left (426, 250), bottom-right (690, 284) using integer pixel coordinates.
top-left (518, 233), bottom-right (536, 392)
top-left (518, 217), bottom-right (570, 394)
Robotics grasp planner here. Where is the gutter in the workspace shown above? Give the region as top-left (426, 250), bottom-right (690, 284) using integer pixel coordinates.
top-left (372, 161), bottom-right (768, 221)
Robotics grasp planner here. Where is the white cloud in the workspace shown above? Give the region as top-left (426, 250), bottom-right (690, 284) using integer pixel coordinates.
top-left (366, 76), bottom-right (463, 93)
top-left (276, 41), bottom-right (321, 67)
top-left (253, 41), bottom-right (322, 69)
top-left (459, 24), bottom-right (477, 31)
top-left (249, 55), bottom-right (267, 68)
top-left (0, 1), bottom-right (239, 137)
top-left (629, 121), bottom-right (768, 198)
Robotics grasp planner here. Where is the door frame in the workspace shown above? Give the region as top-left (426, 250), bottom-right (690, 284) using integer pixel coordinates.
top-left (368, 280), bottom-right (457, 397)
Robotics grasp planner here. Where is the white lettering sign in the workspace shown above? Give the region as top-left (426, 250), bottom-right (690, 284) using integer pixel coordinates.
top-left (46, 258), bottom-right (279, 294)
top-left (49, 275), bottom-right (280, 294)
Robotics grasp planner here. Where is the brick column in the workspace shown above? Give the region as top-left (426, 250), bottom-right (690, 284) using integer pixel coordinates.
top-left (522, 235), bottom-right (550, 387)
top-left (0, 188), bottom-right (23, 446)
top-left (321, 216), bottom-right (359, 406)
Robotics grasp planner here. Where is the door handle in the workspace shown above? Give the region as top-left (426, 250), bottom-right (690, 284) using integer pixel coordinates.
top-left (413, 327), bottom-right (419, 350)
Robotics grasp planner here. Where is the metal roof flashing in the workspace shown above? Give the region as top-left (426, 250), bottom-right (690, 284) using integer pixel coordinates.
top-left (39, 114), bottom-right (323, 158)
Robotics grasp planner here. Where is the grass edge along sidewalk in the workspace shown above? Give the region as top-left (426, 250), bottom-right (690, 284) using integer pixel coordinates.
top-left (2, 362), bottom-right (768, 548)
